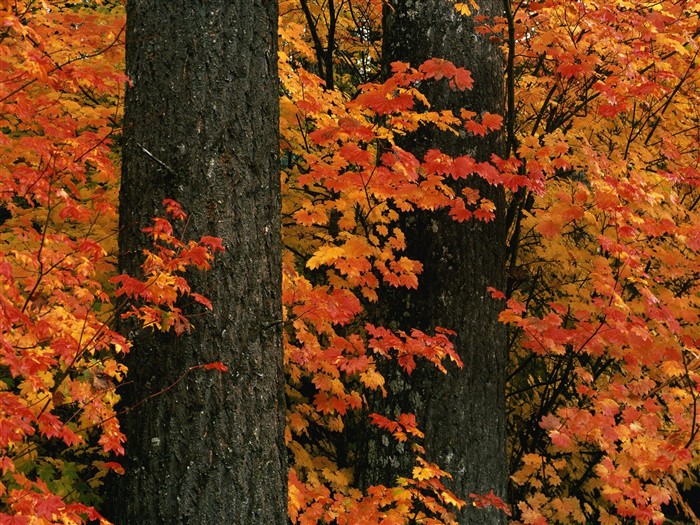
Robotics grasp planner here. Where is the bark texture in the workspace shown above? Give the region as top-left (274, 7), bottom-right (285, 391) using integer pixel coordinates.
top-left (359, 1), bottom-right (508, 523)
top-left (104, 1), bottom-right (286, 524)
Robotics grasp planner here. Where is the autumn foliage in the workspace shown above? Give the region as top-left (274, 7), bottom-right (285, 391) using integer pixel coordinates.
top-left (499, 1), bottom-right (700, 522)
top-left (0, 2), bottom-right (221, 522)
top-left (280, 0), bottom-right (700, 523)
top-left (2, 0), bottom-right (700, 523)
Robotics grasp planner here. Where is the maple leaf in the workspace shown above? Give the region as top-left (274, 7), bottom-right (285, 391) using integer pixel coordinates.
top-left (454, 1), bottom-right (479, 17)
top-left (306, 246), bottom-right (346, 270)
top-left (419, 58), bottom-right (458, 81)
top-left (481, 113), bottom-right (502, 131)
top-left (191, 292), bottom-right (213, 310)
top-left (449, 200), bottom-right (473, 222)
top-left (450, 68), bottom-right (474, 90)
top-left (163, 198), bottom-right (187, 220)
top-left (369, 413), bottom-right (401, 434)
top-left (200, 236), bottom-right (225, 253)
top-left (469, 490), bottom-right (511, 516)
top-left (101, 461), bottom-right (125, 474)
top-left (486, 287), bottom-right (506, 300)
top-left (464, 120), bottom-right (489, 137)
top-left (202, 361), bottom-right (228, 372)
top-left (360, 369), bottom-right (385, 391)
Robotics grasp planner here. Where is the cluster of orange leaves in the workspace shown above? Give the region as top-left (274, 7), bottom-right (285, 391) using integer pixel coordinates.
top-left (493, 0), bottom-right (700, 522)
top-left (0, 2), bottom-right (222, 523)
top-left (280, 59), bottom-right (494, 524)
top-left (281, 0), bottom-right (700, 524)
top-left (279, 1), bottom-right (516, 523)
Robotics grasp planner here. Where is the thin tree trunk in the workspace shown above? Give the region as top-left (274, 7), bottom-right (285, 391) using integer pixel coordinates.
top-left (360, 1), bottom-right (508, 523)
top-left (104, 1), bottom-right (286, 523)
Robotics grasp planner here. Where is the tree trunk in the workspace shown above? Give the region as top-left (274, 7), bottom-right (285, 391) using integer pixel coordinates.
top-left (360, 1), bottom-right (508, 523)
top-left (104, 1), bottom-right (286, 524)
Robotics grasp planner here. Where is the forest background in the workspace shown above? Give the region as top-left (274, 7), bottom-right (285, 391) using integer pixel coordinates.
top-left (1, 0), bottom-right (700, 524)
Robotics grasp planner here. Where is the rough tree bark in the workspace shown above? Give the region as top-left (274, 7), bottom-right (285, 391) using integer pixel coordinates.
top-left (359, 1), bottom-right (508, 523)
top-left (104, 1), bottom-right (286, 523)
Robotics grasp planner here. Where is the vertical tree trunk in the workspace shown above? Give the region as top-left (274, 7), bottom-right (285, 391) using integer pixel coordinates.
top-left (105, 1), bottom-right (286, 524)
top-left (360, 1), bottom-right (508, 523)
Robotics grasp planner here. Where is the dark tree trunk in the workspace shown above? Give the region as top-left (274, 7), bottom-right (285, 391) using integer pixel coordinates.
top-left (359, 1), bottom-right (508, 523)
top-left (104, 1), bottom-right (286, 524)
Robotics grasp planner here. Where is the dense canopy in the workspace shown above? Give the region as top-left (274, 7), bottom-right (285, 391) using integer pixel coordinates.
top-left (0, 0), bottom-right (699, 523)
